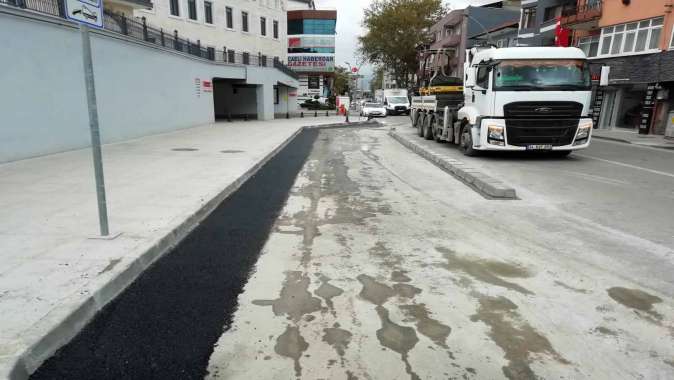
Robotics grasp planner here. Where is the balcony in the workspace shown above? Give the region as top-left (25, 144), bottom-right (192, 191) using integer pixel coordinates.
top-left (560, 0), bottom-right (602, 30)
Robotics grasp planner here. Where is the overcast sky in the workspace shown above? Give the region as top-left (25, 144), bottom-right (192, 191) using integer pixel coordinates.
top-left (314, 0), bottom-right (503, 89)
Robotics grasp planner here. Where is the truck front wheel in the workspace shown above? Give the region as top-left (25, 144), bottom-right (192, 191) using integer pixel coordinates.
top-left (459, 126), bottom-right (478, 156)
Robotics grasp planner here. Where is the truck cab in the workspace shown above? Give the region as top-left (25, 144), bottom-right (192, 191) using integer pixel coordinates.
top-left (458, 47), bottom-right (593, 154)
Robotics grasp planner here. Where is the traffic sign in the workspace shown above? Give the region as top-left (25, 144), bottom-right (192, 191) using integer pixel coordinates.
top-left (65, 0), bottom-right (103, 28)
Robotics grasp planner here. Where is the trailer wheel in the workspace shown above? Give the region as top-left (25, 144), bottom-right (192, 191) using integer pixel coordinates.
top-left (459, 126), bottom-right (478, 156)
top-left (424, 116), bottom-right (434, 140)
top-left (434, 117), bottom-right (444, 143)
top-left (418, 114), bottom-right (426, 137)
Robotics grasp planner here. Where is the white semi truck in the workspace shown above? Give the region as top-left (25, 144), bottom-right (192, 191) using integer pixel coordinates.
top-left (410, 46), bottom-right (594, 156)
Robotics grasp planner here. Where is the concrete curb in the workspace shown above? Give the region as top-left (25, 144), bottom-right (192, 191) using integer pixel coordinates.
top-left (6, 121), bottom-right (368, 380)
top-left (592, 134), bottom-right (674, 149)
top-left (388, 130), bottom-right (517, 200)
top-left (591, 135), bottom-right (633, 144)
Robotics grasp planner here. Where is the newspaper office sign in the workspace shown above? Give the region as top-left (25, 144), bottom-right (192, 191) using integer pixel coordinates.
top-left (287, 55), bottom-right (335, 73)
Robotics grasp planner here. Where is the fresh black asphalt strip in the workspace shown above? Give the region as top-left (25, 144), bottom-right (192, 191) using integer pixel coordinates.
top-left (31, 129), bottom-right (320, 380)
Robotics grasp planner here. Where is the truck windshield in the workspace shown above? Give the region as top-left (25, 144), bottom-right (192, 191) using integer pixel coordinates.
top-left (494, 59), bottom-right (590, 91)
top-left (387, 96), bottom-right (408, 103)
top-left (365, 103), bottom-right (383, 107)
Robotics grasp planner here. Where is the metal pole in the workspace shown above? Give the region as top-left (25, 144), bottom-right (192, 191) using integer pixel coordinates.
top-left (80, 24), bottom-right (110, 236)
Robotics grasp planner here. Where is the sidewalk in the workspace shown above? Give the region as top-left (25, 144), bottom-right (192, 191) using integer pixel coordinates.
top-left (593, 128), bottom-right (674, 149)
top-left (0, 117), bottom-right (347, 379)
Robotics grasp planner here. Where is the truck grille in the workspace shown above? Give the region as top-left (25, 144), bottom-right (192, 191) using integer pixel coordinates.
top-left (394, 106), bottom-right (407, 111)
top-left (504, 102), bottom-right (582, 146)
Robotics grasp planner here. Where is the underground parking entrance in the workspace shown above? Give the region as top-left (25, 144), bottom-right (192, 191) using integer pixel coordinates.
top-left (212, 78), bottom-right (259, 121)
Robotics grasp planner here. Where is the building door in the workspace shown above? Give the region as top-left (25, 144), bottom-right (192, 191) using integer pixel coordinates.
top-left (599, 89), bottom-right (616, 129)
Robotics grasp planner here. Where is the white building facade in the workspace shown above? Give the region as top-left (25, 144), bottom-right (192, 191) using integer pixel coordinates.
top-left (286, 0), bottom-right (336, 103)
top-left (136, 0), bottom-right (288, 63)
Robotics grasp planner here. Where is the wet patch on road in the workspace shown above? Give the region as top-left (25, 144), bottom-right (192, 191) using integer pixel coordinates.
top-left (391, 270), bottom-right (412, 283)
top-left (399, 304), bottom-right (451, 349)
top-left (375, 305), bottom-right (420, 380)
top-left (252, 271), bottom-right (322, 322)
top-left (275, 325), bottom-right (309, 377)
top-left (393, 283), bottom-right (422, 298)
top-left (607, 287), bottom-right (663, 320)
top-left (593, 326), bottom-right (618, 336)
top-left (357, 274), bottom-right (396, 306)
top-left (322, 323), bottom-right (352, 360)
top-left (470, 295), bottom-right (569, 380)
top-left (315, 277), bottom-right (344, 311)
top-left (436, 246), bottom-right (533, 295)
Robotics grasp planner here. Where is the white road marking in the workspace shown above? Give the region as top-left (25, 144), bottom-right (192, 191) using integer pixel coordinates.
top-left (562, 170), bottom-right (630, 186)
top-left (575, 154), bottom-right (674, 179)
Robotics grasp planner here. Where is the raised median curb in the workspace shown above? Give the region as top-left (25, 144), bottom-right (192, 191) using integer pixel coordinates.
top-left (5, 120), bottom-right (379, 380)
top-left (388, 129), bottom-right (517, 200)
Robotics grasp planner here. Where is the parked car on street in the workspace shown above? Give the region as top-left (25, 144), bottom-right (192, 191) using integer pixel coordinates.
top-left (360, 102), bottom-right (387, 118)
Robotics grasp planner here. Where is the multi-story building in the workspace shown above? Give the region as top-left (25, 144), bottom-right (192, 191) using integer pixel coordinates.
top-left (286, 0), bottom-right (336, 102)
top-left (562, 0), bottom-right (674, 134)
top-left (517, 0), bottom-right (569, 46)
top-left (136, 0), bottom-right (287, 63)
top-left (417, 5), bottom-right (519, 83)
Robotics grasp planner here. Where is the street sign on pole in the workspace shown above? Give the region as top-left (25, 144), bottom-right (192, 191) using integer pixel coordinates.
top-left (66, 0), bottom-right (109, 236)
top-left (65, 0), bottom-right (103, 28)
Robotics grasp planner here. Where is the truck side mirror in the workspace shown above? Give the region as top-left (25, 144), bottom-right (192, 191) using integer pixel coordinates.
top-left (465, 67), bottom-right (476, 88)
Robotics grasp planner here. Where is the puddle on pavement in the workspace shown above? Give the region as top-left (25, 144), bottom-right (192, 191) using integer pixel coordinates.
top-left (436, 246), bottom-right (533, 295)
top-left (274, 325), bottom-right (309, 377)
top-left (315, 279), bottom-right (344, 310)
top-left (368, 241), bottom-right (403, 267)
top-left (470, 295), bottom-right (568, 380)
top-left (322, 323), bottom-right (352, 357)
top-left (399, 304), bottom-right (451, 349)
top-left (393, 283), bottom-right (422, 298)
top-left (357, 274), bottom-right (396, 306)
top-left (391, 270), bottom-right (412, 283)
top-left (375, 305), bottom-right (420, 380)
top-left (252, 271), bottom-right (322, 321)
top-left (607, 287), bottom-right (663, 319)
top-left (593, 326), bottom-right (618, 336)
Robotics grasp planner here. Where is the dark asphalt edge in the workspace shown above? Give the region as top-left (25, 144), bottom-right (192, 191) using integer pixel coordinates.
top-left (388, 129), bottom-right (517, 200)
top-left (8, 122), bottom-right (360, 380)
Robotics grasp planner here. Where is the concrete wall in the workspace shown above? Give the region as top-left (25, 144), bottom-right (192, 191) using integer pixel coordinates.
top-left (0, 8), bottom-right (297, 162)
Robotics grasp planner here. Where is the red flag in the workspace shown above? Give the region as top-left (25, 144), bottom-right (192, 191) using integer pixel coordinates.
top-left (554, 17), bottom-right (570, 47)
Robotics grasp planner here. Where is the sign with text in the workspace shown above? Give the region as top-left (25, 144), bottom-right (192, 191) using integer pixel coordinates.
top-left (65, 0), bottom-right (103, 28)
top-left (288, 36), bottom-right (335, 48)
top-left (288, 54), bottom-right (335, 73)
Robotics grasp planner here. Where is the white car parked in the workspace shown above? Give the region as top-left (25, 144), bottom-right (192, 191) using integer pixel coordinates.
top-left (360, 102), bottom-right (387, 118)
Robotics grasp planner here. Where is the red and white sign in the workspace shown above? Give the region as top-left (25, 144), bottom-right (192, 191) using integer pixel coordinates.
top-left (202, 80), bottom-right (212, 92)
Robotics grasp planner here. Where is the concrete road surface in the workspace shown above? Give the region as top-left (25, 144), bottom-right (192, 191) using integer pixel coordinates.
top-left (206, 126), bottom-right (674, 379)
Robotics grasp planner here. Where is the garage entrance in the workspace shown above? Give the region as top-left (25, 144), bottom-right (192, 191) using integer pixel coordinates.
top-left (213, 78), bottom-right (258, 120)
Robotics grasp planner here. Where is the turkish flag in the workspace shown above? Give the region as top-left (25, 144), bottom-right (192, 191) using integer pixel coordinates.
top-left (554, 17), bottom-right (570, 47)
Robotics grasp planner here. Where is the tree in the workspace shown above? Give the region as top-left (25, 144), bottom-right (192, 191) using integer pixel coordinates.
top-left (370, 66), bottom-right (384, 93)
top-left (332, 66), bottom-right (351, 96)
top-left (359, 0), bottom-right (444, 88)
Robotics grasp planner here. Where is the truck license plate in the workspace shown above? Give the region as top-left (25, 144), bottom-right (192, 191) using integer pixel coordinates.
top-left (526, 144), bottom-right (553, 150)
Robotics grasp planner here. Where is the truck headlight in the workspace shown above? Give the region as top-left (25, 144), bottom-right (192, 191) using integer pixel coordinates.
top-left (488, 125), bottom-right (505, 145)
top-left (575, 122), bottom-right (592, 141)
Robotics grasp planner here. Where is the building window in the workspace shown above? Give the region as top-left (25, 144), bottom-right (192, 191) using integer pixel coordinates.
top-left (261, 17), bottom-right (267, 36)
top-left (521, 7), bottom-right (536, 29)
top-left (227, 49), bottom-right (235, 63)
top-left (274, 86), bottom-right (279, 105)
top-left (242, 11), bottom-right (249, 32)
top-left (308, 76), bottom-right (320, 89)
top-left (225, 7), bottom-right (233, 29)
top-left (169, 0), bottom-right (179, 16)
top-left (204, 1), bottom-right (212, 24)
top-left (598, 17), bottom-right (663, 57)
top-left (287, 19), bottom-right (336, 35)
top-left (243, 52), bottom-right (250, 64)
top-left (578, 35), bottom-right (600, 57)
top-left (543, 6), bottom-right (561, 22)
top-left (187, 0), bottom-right (197, 20)
top-left (273, 20), bottom-right (279, 39)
